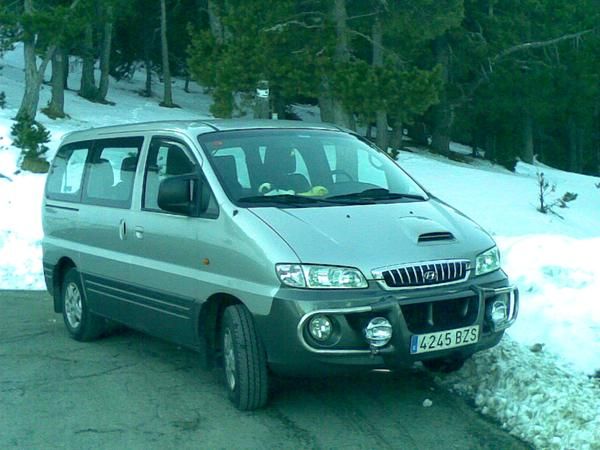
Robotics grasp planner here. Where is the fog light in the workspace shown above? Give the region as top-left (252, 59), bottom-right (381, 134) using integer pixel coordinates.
top-left (364, 317), bottom-right (393, 348)
top-left (490, 299), bottom-right (508, 324)
top-left (308, 315), bottom-right (333, 341)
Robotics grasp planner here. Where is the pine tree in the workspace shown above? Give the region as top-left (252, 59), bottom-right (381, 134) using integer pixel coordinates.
top-left (11, 117), bottom-right (51, 173)
top-left (4, 0), bottom-right (83, 121)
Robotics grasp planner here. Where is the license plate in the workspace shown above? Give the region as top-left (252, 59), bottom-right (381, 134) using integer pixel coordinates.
top-left (410, 325), bottom-right (479, 354)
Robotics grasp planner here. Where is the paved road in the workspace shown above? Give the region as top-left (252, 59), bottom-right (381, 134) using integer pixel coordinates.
top-left (0, 291), bottom-right (530, 450)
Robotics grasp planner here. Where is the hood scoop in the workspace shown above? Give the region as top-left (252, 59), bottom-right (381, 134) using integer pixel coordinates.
top-left (397, 216), bottom-right (456, 244)
top-left (418, 231), bottom-right (455, 243)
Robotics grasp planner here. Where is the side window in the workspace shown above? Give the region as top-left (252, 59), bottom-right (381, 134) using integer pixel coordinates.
top-left (82, 136), bottom-right (142, 208)
top-left (46, 142), bottom-right (91, 202)
top-left (143, 137), bottom-right (217, 217)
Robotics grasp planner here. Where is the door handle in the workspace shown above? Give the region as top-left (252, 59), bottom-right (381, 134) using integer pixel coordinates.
top-left (119, 219), bottom-right (127, 240)
top-left (135, 226), bottom-right (144, 239)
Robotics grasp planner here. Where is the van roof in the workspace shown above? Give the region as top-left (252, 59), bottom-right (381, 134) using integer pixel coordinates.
top-left (60, 119), bottom-right (346, 143)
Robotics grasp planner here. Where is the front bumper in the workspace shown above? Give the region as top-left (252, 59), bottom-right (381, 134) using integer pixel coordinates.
top-left (254, 271), bottom-right (518, 375)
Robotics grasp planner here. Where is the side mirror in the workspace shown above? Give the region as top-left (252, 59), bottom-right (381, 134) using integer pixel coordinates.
top-left (157, 174), bottom-right (201, 216)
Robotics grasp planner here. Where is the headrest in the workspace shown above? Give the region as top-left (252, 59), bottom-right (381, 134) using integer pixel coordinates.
top-left (263, 145), bottom-right (296, 174)
top-left (120, 156), bottom-right (138, 173)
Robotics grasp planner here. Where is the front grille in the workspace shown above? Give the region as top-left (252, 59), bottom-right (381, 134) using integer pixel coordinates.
top-left (401, 296), bottom-right (478, 334)
top-left (377, 260), bottom-right (470, 289)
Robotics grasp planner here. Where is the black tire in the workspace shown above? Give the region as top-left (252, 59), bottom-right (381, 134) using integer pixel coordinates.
top-left (61, 268), bottom-right (105, 342)
top-left (221, 304), bottom-right (269, 410)
top-left (422, 356), bottom-right (468, 373)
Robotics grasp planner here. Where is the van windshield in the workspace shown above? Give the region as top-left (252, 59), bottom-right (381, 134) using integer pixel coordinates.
top-left (198, 129), bottom-right (428, 207)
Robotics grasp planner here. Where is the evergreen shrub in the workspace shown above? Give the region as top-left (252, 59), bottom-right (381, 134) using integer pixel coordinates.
top-left (10, 117), bottom-right (51, 173)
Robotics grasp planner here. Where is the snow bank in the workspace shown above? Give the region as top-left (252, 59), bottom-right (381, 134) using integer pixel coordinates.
top-left (500, 235), bottom-right (600, 375)
top-left (437, 337), bottom-right (600, 450)
top-left (0, 174), bottom-right (45, 289)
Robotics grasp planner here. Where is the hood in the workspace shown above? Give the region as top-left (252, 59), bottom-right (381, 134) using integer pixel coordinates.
top-left (250, 200), bottom-right (495, 279)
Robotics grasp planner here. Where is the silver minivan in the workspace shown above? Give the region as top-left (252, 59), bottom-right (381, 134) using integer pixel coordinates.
top-left (42, 120), bottom-right (518, 410)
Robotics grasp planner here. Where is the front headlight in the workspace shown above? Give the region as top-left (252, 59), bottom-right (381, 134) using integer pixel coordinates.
top-left (276, 264), bottom-right (368, 289)
top-left (475, 246), bottom-right (501, 276)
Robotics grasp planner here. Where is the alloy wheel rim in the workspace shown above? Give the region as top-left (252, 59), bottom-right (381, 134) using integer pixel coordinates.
top-left (223, 328), bottom-right (236, 391)
top-left (64, 282), bottom-right (82, 329)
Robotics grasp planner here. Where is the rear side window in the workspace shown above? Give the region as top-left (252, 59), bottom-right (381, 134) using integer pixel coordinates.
top-left (46, 142), bottom-right (91, 202)
top-left (82, 136), bottom-right (143, 208)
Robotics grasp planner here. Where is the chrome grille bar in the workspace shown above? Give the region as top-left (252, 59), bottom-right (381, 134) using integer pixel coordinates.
top-left (373, 260), bottom-right (471, 290)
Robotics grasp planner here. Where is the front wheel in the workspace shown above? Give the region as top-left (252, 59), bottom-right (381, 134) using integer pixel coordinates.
top-left (221, 304), bottom-right (269, 410)
top-left (62, 268), bottom-right (105, 341)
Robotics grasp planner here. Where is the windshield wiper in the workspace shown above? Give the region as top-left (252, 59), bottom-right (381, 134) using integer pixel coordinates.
top-left (327, 188), bottom-right (427, 202)
top-left (237, 194), bottom-right (353, 206)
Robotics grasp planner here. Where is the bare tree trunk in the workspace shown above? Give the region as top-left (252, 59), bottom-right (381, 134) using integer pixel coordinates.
top-left (144, 59), bottom-right (153, 97)
top-left (97, 5), bottom-right (113, 103)
top-left (390, 123), bottom-right (403, 152)
top-left (372, 14), bottom-right (389, 150)
top-left (207, 0), bottom-right (224, 44)
top-left (318, 79), bottom-right (335, 123)
top-left (159, 0), bottom-right (175, 107)
top-left (16, 0), bottom-right (55, 121)
top-left (79, 23), bottom-right (98, 101)
top-left (18, 39), bottom-right (45, 120)
top-left (45, 47), bottom-right (66, 118)
top-left (331, 0), bottom-right (354, 130)
top-left (430, 34), bottom-right (451, 155)
top-left (63, 51), bottom-right (70, 90)
top-left (408, 123), bottom-right (429, 146)
top-left (17, 0), bottom-right (82, 119)
top-left (142, 31), bottom-right (154, 97)
top-left (521, 110), bottom-right (534, 163)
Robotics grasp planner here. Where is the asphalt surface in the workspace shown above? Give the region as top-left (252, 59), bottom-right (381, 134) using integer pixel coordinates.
top-left (0, 290), bottom-right (531, 450)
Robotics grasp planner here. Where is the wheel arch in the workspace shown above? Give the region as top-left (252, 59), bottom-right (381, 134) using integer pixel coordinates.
top-left (52, 257), bottom-right (77, 313)
top-left (197, 293), bottom-right (243, 368)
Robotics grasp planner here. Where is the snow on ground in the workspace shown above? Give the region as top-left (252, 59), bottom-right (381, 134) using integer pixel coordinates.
top-left (437, 338), bottom-right (599, 450)
top-left (1, 45), bottom-right (599, 449)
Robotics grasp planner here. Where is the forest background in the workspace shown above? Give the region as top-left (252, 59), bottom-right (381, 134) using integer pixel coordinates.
top-left (1, 0), bottom-right (599, 175)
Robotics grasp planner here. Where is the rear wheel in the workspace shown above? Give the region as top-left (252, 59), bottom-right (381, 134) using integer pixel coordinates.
top-left (62, 268), bottom-right (105, 341)
top-left (221, 304), bottom-right (269, 410)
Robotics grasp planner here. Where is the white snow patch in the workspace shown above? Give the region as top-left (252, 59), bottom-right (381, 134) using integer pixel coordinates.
top-left (436, 337), bottom-right (600, 450)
